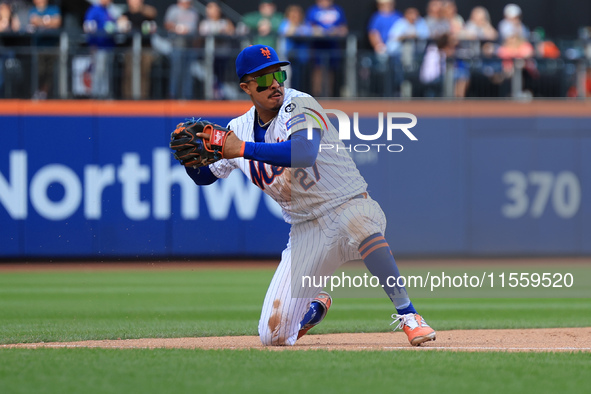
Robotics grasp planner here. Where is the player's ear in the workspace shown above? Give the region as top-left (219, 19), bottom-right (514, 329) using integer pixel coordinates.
top-left (239, 82), bottom-right (252, 95)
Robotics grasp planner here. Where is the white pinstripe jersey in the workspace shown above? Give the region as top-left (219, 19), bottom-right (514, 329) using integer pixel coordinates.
top-left (209, 88), bottom-right (367, 224)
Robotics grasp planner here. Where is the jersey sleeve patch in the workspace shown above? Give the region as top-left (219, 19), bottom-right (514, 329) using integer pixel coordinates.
top-left (284, 96), bottom-right (328, 139)
top-left (286, 113), bottom-right (307, 130)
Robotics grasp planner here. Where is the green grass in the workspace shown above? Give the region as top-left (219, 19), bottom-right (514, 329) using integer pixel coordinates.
top-left (0, 268), bottom-right (590, 394)
top-left (0, 348), bottom-right (590, 394)
top-left (1, 269), bottom-right (590, 344)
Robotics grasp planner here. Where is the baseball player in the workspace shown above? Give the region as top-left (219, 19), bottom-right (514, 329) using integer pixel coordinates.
top-left (171, 45), bottom-right (436, 346)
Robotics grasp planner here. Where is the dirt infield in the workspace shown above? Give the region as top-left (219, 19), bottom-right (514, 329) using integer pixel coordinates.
top-left (3, 328), bottom-right (590, 352)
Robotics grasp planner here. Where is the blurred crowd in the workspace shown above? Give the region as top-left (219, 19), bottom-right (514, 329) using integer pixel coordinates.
top-left (0, 0), bottom-right (589, 99)
top-left (365, 0), bottom-right (568, 98)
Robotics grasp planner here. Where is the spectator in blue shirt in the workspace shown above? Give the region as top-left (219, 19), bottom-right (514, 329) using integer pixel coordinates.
top-left (306, 0), bottom-right (347, 36)
top-left (305, 0), bottom-right (347, 97)
top-left (386, 7), bottom-right (429, 94)
top-left (278, 4), bottom-right (312, 91)
top-left (368, 0), bottom-right (401, 55)
top-left (386, 7), bottom-right (429, 56)
top-left (84, 0), bottom-right (116, 49)
top-left (498, 3), bottom-right (529, 42)
top-left (83, 0), bottom-right (117, 98)
top-left (28, 0), bottom-right (62, 99)
top-left (28, 0), bottom-right (61, 32)
top-left (279, 4), bottom-right (312, 58)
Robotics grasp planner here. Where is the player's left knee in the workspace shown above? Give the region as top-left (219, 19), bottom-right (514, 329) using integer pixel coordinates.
top-left (259, 333), bottom-right (295, 347)
top-left (258, 312), bottom-right (298, 346)
top-left (258, 327), bottom-right (296, 346)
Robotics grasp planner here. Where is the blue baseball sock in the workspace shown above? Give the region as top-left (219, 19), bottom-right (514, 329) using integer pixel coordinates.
top-left (359, 233), bottom-right (417, 315)
top-left (299, 301), bottom-right (325, 328)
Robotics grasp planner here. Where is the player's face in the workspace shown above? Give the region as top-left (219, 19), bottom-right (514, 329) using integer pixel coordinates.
top-left (240, 65), bottom-right (285, 112)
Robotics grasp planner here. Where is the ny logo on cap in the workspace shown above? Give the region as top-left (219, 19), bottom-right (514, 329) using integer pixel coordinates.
top-left (260, 47), bottom-right (271, 59)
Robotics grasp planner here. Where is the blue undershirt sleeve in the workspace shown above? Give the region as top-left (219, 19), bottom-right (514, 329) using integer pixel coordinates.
top-left (185, 165), bottom-right (218, 185)
top-left (242, 129), bottom-right (321, 168)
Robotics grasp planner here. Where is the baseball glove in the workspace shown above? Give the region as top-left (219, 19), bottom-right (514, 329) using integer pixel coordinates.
top-left (169, 119), bottom-right (235, 168)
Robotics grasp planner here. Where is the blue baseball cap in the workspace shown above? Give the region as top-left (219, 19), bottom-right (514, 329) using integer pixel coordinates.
top-left (236, 45), bottom-right (290, 80)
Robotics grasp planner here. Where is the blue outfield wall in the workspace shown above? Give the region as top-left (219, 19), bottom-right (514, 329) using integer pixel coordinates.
top-left (0, 112), bottom-right (590, 258)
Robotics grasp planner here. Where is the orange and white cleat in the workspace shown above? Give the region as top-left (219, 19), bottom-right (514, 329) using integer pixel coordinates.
top-left (391, 313), bottom-right (436, 346)
top-left (297, 291), bottom-right (332, 339)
